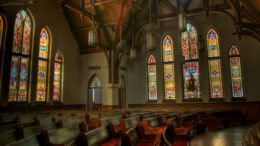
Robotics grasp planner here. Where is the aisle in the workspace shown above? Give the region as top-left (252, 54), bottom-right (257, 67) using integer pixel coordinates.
top-left (190, 126), bottom-right (248, 146)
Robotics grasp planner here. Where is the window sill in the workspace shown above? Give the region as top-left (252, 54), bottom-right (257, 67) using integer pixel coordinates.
top-left (209, 98), bottom-right (225, 102)
top-left (183, 98), bottom-right (203, 102)
top-left (232, 97), bottom-right (246, 101)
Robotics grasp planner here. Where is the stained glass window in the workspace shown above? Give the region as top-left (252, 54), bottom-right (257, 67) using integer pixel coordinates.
top-left (0, 15), bottom-right (3, 50)
top-left (207, 29), bottom-right (223, 98)
top-left (39, 28), bottom-right (49, 59)
top-left (181, 23), bottom-right (199, 60)
top-left (181, 23), bottom-right (201, 99)
top-left (163, 35), bottom-right (174, 62)
top-left (36, 28), bottom-right (50, 102)
top-left (147, 55), bottom-right (157, 100)
top-left (207, 29), bottom-right (220, 57)
top-left (209, 59), bottom-right (223, 98)
top-left (8, 10), bottom-right (32, 102)
top-left (183, 62), bottom-right (201, 99)
top-left (53, 53), bottom-right (63, 102)
top-left (163, 35), bottom-right (175, 100)
top-left (229, 46), bottom-right (243, 97)
top-left (0, 15), bottom-right (5, 83)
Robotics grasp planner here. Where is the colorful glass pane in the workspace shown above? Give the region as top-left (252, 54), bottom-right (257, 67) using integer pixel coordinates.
top-left (18, 57), bottom-right (29, 101)
top-left (36, 60), bottom-right (47, 101)
top-left (8, 56), bottom-right (20, 102)
top-left (164, 64), bottom-right (175, 99)
top-left (163, 35), bottom-right (174, 62)
top-left (39, 28), bottom-right (49, 59)
top-left (183, 62), bottom-right (201, 99)
top-left (53, 63), bottom-right (61, 101)
top-left (0, 16), bottom-right (3, 50)
top-left (209, 59), bottom-right (223, 98)
top-left (207, 29), bottom-right (220, 57)
top-left (22, 16), bottom-right (31, 55)
top-left (55, 53), bottom-right (62, 62)
top-left (12, 13), bottom-right (22, 53)
top-left (148, 55), bottom-right (156, 64)
top-left (230, 56), bottom-right (243, 97)
top-left (229, 46), bottom-right (240, 56)
top-left (148, 65), bottom-right (157, 100)
top-left (182, 23), bottom-right (198, 60)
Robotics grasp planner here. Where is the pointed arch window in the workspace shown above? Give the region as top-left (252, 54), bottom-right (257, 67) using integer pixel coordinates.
top-left (53, 52), bottom-right (64, 102)
top-left (181, 23), bottom-right (201, 99)
top-left (207, 29), bottom-right (223, 98)
top-left (147, 55), bottom-right (157, 100)
top-left (229, 45), bottom-right (243, 97)
top-left (8, 10), bottom-right (32, 102)
top-left (36, 28), bottom-right (51, 102)
top-left (163, 35), bottom-right (175, 100)
top-left (0, 15), bottom-right (6, 83)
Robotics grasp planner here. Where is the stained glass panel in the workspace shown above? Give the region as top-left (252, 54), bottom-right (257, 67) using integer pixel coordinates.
top-left (39, 28), bottom-right (49, 59)
top-left (53, 63), bottom-right (61, 101)
top-left (22, 16), bottom-right (31, 55)
top-left (207, 29), bottom-right (220, 58)
top-left (36, 60), bottom-right (47, 101)
top-left (8, 56), bottom-right (20, 102)
top-left (209, 59), bottom-right (223, 98)
top-left (148, 55), bottom-right (156, 64)
top-left (230, 56), bottom-right (243, 97)
top-left (55, 53), bottom-right (62, 62)
top-left (12, 13), bottom-right (22, 53)
top-left (148, 65), bottom-right (157, 100)
top-left (18, 57), bottom-right (29, 101)
top-left (164, 64), bottom-right (175, 99)
top-left (183, 62), bottom-right (201, 99)
top-left (229, 46), bottom-right (240, 56)
top-left (163, 35), bottom-right (174, 62)
top-left (0, 16), bottom-right (3, 49)
top-left (182, 23), bottom-right (198, 60)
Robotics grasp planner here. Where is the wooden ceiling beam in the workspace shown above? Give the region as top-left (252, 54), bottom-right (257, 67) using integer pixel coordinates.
top-left (236, 23), bottom-right (260, 29)
top-left (163, 0), bottom-right (178, 13)
top-left (85, 0), bottom-right (118, 8)
top-left (157, 4), bottom-right (231, 21)
top-left (203, 0), bottom-right (209, 16)
top-left (239, 0), bottom-right (260, 21)
top-left (241, 7), bottom-right (259, 23)
top-left (183, 0), bottom-right (192, 11)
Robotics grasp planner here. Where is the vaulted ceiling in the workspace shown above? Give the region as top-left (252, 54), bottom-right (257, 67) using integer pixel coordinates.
top-left (60, 0), bottom-right (260, 54)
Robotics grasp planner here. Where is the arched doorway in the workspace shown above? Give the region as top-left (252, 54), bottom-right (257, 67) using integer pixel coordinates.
top-left (118, 76), bottom-right (126, 109)
top-left (88, 75), bottom-right (102, 110)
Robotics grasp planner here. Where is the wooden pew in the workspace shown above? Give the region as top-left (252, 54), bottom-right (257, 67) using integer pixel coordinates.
top-left (162, 119), bottom-right (189, 146)
top-left (121, 123), bottom-right (157, 146)
top-left (75, 124), bottom-right (122, 146)
top-left (39, 122), bottom-right (86, 145)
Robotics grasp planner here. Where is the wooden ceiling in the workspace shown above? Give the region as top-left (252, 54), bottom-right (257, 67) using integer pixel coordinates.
top-left (60, 0), bottom-right (260, 54)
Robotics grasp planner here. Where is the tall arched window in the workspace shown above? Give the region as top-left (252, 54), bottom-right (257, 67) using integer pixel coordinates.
top-left (229, 45), bottom-right (243, 97)
top-left (207, 29), bottom-right (223, 98)
top-left (53, 52), bottom-right (64, 102)
top-left (8, 10), bottom-right (32, 102)
top-left (163, 35), bottom-right (175, 100)
top-left (36, 28), bottom-right (51, 102)
top-left (0, 15), bottom-right (4, 51)
top-left (0, 15), bottom-right (6, 82)
top-left (182, 23), bottom-right (201, 99)
top-left (147, 55), bottom-right (157, 100)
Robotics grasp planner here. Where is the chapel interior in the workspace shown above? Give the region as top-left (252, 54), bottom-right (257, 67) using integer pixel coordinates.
top-left (0, 0), bottom-right (259, 146)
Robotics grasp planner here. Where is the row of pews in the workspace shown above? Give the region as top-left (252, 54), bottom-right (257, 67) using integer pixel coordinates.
top-left (0, 109), bottom-right (246, 146)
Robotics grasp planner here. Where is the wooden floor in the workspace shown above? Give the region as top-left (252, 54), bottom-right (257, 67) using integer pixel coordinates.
top-left (190, 126), bottom-right (248, 146)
